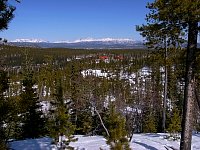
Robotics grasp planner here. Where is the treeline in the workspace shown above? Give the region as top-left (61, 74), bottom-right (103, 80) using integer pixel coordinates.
top-left (0, 45), bottom-right (199, 149)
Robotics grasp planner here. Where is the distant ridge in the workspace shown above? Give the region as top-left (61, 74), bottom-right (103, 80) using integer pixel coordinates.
top-left (8, 38), bottom-right (200, 49)
top-left (54, 38), bottom-right (136, 43)
top-left (9, 38), bottom-right (145, 49)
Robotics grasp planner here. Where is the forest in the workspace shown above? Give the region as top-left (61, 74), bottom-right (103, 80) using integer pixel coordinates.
top-left (0, 0), bottom-right (200, 149)
top-left (0, 45), bottom-right (199, 149)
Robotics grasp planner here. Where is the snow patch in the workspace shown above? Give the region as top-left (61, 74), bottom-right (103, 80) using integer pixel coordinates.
top-left (9, 133), bottom-right (200, 150)
top-left (81, 69), bottom-right (111, 78)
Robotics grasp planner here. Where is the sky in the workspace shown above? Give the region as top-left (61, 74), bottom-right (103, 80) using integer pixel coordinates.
top-left (1, 0), bottom-right (152, 42)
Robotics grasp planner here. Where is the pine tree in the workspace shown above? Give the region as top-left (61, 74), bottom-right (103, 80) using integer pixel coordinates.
top-left (0, 68), bottom-right (21, 146)
top-left (137, 1), bottom-right (200, 149)
top-left (19, 71), bottom-right (47, 139)
top-left (0, 1), bottom-right (19, 147)
top-left (167, 108), bottom-right (181, 140)
top-left (0, 70), bottom-right (10, 149)
top-left (0, 0), bottom-right (20, 32)
top-left (76, 109), bottom-right (93, 135)
top-left (48, 78), bottom-right (75, 146)
top-left (105, 103), bottom-right (130, 150)
top-left (70, 63), bottom-right (82, 129)
top-left (143, 112), bottom-right (157, 133)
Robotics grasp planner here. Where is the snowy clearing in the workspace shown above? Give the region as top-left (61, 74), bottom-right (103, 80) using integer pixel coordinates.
top-left (10, 133), bottom-right (200, 150)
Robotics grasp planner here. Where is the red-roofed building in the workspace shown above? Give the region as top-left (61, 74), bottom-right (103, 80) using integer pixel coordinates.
top-left (99, 56), bottom-right (109, 60)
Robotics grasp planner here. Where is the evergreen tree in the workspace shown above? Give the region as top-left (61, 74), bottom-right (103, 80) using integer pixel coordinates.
top-left (0, 70), bottom-right (10, 149)
top-left (167, 108), bottom-right (181, 140)
top-left (19, 71), bottom-right (46, 139)
top-left (48, 78), bottom-right (75, 146)
top-left (105, 103), bottom-right (130, 150)
top-left (0, 69), bottom-right (20, 147)
top-left (76, 109), bottom-right (93, 135)
top-left (0, 1), bottom-right (19, 147)
top-left (70, 63), bottom-right (81, 128)
top-left (142, 112), bottom-right (157, 133)
top-left (137, 1), bottom-right (200, 149)
top-left (0, 0), bottom-right (20, 32)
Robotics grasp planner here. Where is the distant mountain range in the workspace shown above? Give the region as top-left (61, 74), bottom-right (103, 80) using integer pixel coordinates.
top-left (8, 38), bottom-right (200, 49)
top-left (9, 38), bottom-right (146, 49)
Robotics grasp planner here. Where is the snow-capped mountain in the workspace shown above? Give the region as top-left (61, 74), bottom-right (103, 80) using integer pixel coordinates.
top-left (11, 38), bottom-right (48, 43)
top-left (55, 38), bottom-right (136, 43)
top-left (9, 38), bottom-right (145, 49)
top-left (7, 38), bottom-right (200, 49)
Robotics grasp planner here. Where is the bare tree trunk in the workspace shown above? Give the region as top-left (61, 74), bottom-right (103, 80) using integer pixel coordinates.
top-left (95, 107), bottom-right (110, 137)
top-left (180, 21), bottom-right (198, 150)
top-left (38, 82), bottom-right (44, 101)
top-left (194, 81), bottom-right (200, 110)
top-left (162, 37), bottom-right (168, 133)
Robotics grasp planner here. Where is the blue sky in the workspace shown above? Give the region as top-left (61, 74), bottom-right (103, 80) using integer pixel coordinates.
top-left (1, 0), bottom-right (152, 42)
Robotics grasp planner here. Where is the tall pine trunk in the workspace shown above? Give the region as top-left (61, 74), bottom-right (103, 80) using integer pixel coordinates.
top-left (162, 37), bottom-right (168, 133)
top-left (180, 21), bottom-right (198, 150)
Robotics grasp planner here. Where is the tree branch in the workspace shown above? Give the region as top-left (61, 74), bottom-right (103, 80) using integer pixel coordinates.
top-left (94, 107), bottom-right (110, 137)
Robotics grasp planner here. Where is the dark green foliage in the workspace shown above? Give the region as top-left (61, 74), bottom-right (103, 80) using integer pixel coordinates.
top-left (0, 70), bottom-right (9, 149)
top-left (105, 103), bottom-right (130, 150)
top-left (137, 0), bottom-right (200, 148)
top-left (0, 1), bottom-right (19, 147)
top-left (48, 78), bottom-right (75, 143)
top-left (142, 113), bottom-right (157, 133)
top-left (167, 108), bottom-right (181, 140)
top-left (0, 70), bottom-right (9, 94)
top-left (0, 71), bottom-right (21, 149)
top-left (19, 71), bottom-right (47, 139)
top-left (76, 110), bottom-right (93, 135)
top-left (0, 0), bottom-right (20, 31)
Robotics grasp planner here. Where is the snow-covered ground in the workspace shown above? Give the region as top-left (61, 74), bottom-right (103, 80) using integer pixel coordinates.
top-left (9, 137), bottom-right (52, 150)
top-left (69, 135), bottom-right (109, 150)
top-left (10, 133), bottom-right (200, 150)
